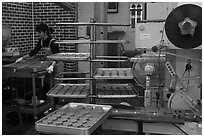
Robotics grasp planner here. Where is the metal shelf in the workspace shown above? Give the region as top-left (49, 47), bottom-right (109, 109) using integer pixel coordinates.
top-left (55, 40), bottom-right (130, 44)
top-left (47, 83), bottom-right (138, 98)
top-left (47, 53), bottom-right (90, 61)
top-left (56, 22), bottom-right (130, 26)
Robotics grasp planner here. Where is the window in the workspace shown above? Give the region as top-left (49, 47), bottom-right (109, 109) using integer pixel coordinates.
top-left (129, 3), bottom-right (146, 28)
top-left (107, 2), bottom-right (118, 13)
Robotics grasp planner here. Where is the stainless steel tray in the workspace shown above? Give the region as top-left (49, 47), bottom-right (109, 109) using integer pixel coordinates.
top-left (35, 103), bottom-right (112, 134)
top-left (47, 83), bottom-right (138, 98)
top-left (47, 84), bottom-right (89, 98)
top-left (97, 84), bottom-right (138, 98)
top-left (47, 53), bottom-right (90, 61)
top-left (94, 68), bottom-right (134, 79)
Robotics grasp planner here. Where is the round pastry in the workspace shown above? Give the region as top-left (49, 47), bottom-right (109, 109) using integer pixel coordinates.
top-left (77, 105), bottom-right (84, 109)
top-left (65, 112), bottom-right (75, 116)
top-left (61, 115), bottom-right (70, 119)
top-left (47, 116), bottom-right (57, 121)
top-left (91, 114), bottom-right (101, 119)
top-left (94, 106), bottom-right (103, 111)
top-left (82, 123), bottom-right (92, 128)
top-left (75, 113), bottom-right (84, 117)
top-left (80, 110), bottom-right (89, 114)
top-left (51, 114), bottom-right (61, 118)
top-left (57, 118), bottom-right (67, 122)
top-left (42, 119), bottom-right (52, 124)
top-left (52, 121), bottom-right (62, 125)
top-left (85, 105), bottom-right (93, 110)
top-left (76, 119), bottom-right (86, 125)
top-left (56, 111), bottom-right (66, 115)
top-left (62, 121), bottom-right (72, 127)
top-left (88, 117), bottom-right (98, 122)
top-left (79, 117), bottom-right (88, 121)
top-left (84, 114), bottom-right (93, 118)
top-left (69, 119), bottom-right (78, 123)
top-left (72, 122), bottom-right (82, 127)
top-left (69, 116), bottom-right (79, 120)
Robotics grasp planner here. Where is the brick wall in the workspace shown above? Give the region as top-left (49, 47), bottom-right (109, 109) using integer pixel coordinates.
top-left (2, 2), bottom-right (77, 71)
top-left (2, 2), bottom-right (33, 54)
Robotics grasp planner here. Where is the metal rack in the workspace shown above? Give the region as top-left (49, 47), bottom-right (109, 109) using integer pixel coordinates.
top-left (47, 22), bottom-right (138, 103)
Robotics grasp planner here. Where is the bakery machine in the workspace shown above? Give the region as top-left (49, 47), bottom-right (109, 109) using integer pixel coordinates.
top-left (35, 3), bottom-right (202, 135)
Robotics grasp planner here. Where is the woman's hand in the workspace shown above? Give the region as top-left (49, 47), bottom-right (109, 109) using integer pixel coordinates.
top-left (15, 54), bottom-right (30, 63)
top-left (47, 65), bottom-right (54, 73)
top-left (15, 57), bottom-right (24, 63)
top-left (47, 61), bottom-right (56, 73)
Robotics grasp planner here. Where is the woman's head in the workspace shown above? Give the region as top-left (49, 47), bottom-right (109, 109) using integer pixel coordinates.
top-left (36, 22), bottom-right (53, 39)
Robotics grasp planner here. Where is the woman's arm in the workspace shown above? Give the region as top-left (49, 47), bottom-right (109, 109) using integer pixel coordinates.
top-left (50, 40), bottom-right (60, 54)
top-left (28, 39), bottom-right (42, 57)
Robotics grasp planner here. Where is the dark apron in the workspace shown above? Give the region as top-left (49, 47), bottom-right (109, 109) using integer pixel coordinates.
top-left (41, 39), bottom-right (64, 85)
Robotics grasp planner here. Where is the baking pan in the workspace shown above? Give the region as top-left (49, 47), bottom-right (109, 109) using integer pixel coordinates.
top-left (47, 84), bottom-right (90, 98)
top-left (47, 53), bottom-right (90, 61)
top-left (47, 83), bottom-right (138, 98)
top-left (94, 68), bottom-right (134, 79)
top-left (35, 102), bottom-right (112, 134)
top-left (97, 84), bottom-right (138, 98)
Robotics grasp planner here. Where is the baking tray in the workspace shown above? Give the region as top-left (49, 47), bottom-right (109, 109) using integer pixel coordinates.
top-left (97, 84), bottom-right (138, 98)
top-left (3, 60), bottom-right (52, 73)
top-left (35, 102), bottom-right (112, 135)
top-left (47, 84), bottom-right (90, 98)
top-left (94, 68), bottom-right (134, 79)
top-left (47, 53), bottom-right (90, 61)
top-left (47, 83), bottom-right (138, 98)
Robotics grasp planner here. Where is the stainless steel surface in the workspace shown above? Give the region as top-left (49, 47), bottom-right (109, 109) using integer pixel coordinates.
top-left (35, 103), bottom-right (112, 134)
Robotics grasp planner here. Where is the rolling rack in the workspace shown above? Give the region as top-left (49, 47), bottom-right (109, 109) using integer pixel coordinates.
top-left (35, 21), bottom-right (141, 134)
top-left (46, 22), bottom-right (139, 102)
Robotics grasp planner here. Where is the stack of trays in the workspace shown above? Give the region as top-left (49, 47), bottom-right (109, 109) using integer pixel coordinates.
top-left (47, 83), bottom-right (138, 98)
top-left (35, 103), bottom-right (112, 135)
top-left (47, 84), bottom-right (89, 98)
top-left (47, 53), bottom-right (90, 61)
top-left (97, 84), bottom-right (138, 98)
top-left (94, 68), bottom-right (134, 79)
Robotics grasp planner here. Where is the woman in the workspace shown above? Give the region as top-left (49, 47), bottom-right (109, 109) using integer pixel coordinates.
top-left (16, 22), bottom-right (61, 100)
top-left (16, 22), bottom-right (60, 73)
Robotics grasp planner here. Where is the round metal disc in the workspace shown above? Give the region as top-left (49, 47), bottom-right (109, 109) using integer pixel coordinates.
top-left (165, 4), bottom-right (202, 49)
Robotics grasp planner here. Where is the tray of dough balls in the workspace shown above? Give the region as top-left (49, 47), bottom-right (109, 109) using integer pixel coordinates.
top-left (47, 84), bottom-right (89, 98)
top-left (35, 102), bottom-right (112, 135)
top-left (94, 68), bottom-right (134, 79)
top-left (47, 53), bottom-right (90, 61)
top-left (96, 84), bottom-right (138, 98)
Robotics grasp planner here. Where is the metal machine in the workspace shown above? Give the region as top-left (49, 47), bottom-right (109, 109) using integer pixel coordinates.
top-left (133, 3), bottom-right (202, 118)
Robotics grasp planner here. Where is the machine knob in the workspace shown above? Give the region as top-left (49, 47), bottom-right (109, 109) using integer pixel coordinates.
top-left (178, 17), bottom-right (197, 36)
